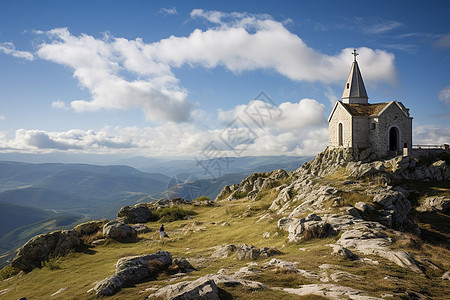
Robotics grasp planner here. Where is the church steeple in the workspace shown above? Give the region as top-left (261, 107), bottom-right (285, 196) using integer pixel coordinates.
top-left (342, 49), bottom-right (368, 104)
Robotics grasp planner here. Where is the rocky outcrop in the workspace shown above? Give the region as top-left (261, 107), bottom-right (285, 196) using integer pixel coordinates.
top-left (346, 156), bottom-right (450, 182)
top-left (416, 196), bottom-right (450, 213)
top-left (117, 203), bottom-right (153, 223)
top-left (103, 221), bottom-right (137, 242)
top-left (147, 274), bottom-right (266, 299)
top-left (131, 224), bottom-right (152, 234)
top-left (173, 257), bottom-right (197, 273)
top-left (153, 198), bottom-right (192, 207)
top-left (292, 147), bottom-right (376, 179)
top-left (11, 230), bottom-right (82, 272)
top-left (94, 251), bottom-right (172, 296)
top-left (284, 283), bottom-right (383, 300)
top-left (334, 222), bottom-right (422, 273)
top-left (278, 214), bottom-right (337, 242)
top-left (73, 220), bottom-right (106, 236)
top-left (210, 244), bottom-right (281, 260)
top-left (216, 169), bottom-right (289, 201)
top-left (236, 244), bottom-right (282, 260)
top-left (211, 244), bottom-right (237, 259)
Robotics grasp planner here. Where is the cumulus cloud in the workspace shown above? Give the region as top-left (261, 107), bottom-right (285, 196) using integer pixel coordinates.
top-left (21, 10), bottom-right (395, 123)
top-left (218, 98), bottom-right (326, 130)
top-left (0, 98), bottom-right (328, 156)
top-left (438, 86), bottom-right (450, 105)
top-left (36, 28), bottom-right (191, 122)
top-left (0, 42), bottom-right (34, 60)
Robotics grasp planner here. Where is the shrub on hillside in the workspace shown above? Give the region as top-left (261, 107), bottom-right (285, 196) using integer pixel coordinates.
top-left (0, 265), bottom-right (20, 280)
top-left (152, 206), bottom-right (197, 223)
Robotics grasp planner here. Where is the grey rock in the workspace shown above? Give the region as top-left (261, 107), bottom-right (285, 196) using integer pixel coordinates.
top-left (103, 220), bottom-right (137, 242)
top-left (441, 271), bottom-right (450, 280)
top-left (211, 244), bottom-right (237, 259)
top-left (173, 257), bottom-right (197, 273)
top-left (236, 244), bottom-right (281, 260)
top-left (117, 203), bottom-right (153, 224)
top-left (417, 196), bottom-right (450, 213)
top-left (148, 274), bottom-right (265, 299)
top-left (73, 220), bottom-right (106, 236)
top-left (11, 230), bottom-right (82, 272)
top-left (131, 224), bottom-right (152, 234)
top-left (94, 251), bottom-right (172, 296)
top-left (284, 283), bottom-right (383, 300)
top-left (355, 202), bottom-right (374, 212)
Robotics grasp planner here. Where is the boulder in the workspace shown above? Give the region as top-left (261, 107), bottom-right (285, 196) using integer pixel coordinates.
top-left (284, 283), bottom-right (383, 300)
top-left (148, 277), bottom-right (219, 300)
top-left (236, 244), bottom-right (281, 260)
top-left (131, 224), bottom-right (152, 234)
top-left (173, 257), bottom-right (197, 273)
top-left (117, 203), bottom-right (153, 223)
top-left (211, 244), bottom-right (237, 259)
top-left (11, 230), bottom-right (82, 272)
top-left (94, 251), bottom-right (172, 296)
top-left (73, 220), bottom-right (106, 236)
top-left (372, 188), bottom-right (412, 229)
top-left (278, 214), bottom-right (336, 243)
top-left (148, 274), bottom-right (265, 299)
top-left (103, 221), bottom-right (137, 242)
top-left (416, 196), bottom-right (450, 213)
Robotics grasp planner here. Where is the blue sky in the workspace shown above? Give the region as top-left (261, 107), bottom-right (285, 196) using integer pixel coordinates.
top-left (0, 0), bottom-right (449, 160)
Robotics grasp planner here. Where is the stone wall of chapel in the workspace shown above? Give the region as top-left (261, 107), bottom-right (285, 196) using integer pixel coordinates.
top-left (372, 103), bottom-right (412, 154)
top-left (329, 104), bottom-right (353, 148)
top-left (351, 117), bottom-right (369, 148)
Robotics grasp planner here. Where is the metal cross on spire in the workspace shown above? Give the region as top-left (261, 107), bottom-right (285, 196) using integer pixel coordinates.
top-left (352, 49), bottom-right (359, 62)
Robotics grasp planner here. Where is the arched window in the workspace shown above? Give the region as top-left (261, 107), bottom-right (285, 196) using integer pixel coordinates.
top-left (338, 123), bottom-right (343, 146)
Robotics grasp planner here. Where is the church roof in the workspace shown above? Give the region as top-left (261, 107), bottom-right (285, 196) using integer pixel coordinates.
top-left (342, 50), bottom-right (368, 104)
top-left (342, 103), bottom-right (388, 116)
top-left (328, 101), bottom-right (412, 122)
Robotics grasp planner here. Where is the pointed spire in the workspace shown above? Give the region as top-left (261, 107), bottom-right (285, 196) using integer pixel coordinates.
top-left (342, 49), bottom-right (368, 104)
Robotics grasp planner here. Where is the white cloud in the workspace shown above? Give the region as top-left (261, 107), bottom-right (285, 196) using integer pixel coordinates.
top-left (438, 86), bottom-right (450, 105)
top-left (414, 125), bottom-right (450, 146)
top-left (160, 7), bottom-right (177, 15)
top-left (36, 28), bottom-right (192, 123)
top-left (0, 42), bottom-right (34, 60)
top-left (0, 98), bottom-right (328, 156)
top-left (218, 98), bottom-right (326, 130)
top-left (51, 100), bottom-right (69, 110)
top-left (364, 21), bottom-right (402, 34)
top-left (0, 115), bottom-right (5, 121)
top-left (25, 11), bottom-right (395, 123)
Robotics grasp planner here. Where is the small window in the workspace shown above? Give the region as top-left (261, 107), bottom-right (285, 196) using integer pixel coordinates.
top-left (346, 83), bottom-right (349, 89)
top-left (371, 123), bottom-right (376, 130)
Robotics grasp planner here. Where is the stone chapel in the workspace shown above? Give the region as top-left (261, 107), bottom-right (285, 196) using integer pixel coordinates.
top-left (328, 50), bottom-right (412, 157)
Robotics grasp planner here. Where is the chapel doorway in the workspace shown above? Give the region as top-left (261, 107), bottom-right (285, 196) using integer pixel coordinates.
top-left (389, 127), bottom-right (399, 151)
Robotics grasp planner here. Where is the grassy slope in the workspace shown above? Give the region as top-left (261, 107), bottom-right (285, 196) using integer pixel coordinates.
top-left (1, 191), bottom-right (449, 300)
